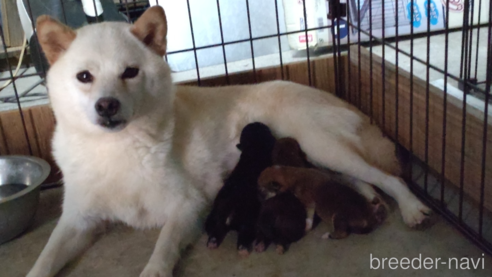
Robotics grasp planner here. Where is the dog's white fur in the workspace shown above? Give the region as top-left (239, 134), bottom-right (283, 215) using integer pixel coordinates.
top-left (28, 7), bottom-right (430, 277)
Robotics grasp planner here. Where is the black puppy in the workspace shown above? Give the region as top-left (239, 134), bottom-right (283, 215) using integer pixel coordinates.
top-left (255, 192), bottom-right (307, 254)
top-left (255, 137), bottom-right (310, 254)
top-left (205, 122), bottom-right (276, 257)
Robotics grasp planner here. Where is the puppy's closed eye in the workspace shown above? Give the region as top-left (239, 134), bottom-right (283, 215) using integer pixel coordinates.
top-left (269, 182), bottom-right (281, 192)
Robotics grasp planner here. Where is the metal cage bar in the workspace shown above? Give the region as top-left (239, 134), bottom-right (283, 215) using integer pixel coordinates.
top-left (1, 0), bottom-right (492, 256)
top-left (245, 0), bottom-right (257, 82)
top-left (441, 0), bottom-right (451, 208)
top-left (215, 0), bottom-right (230, 84)
top-left (186, 0), bottom-right (201, 85)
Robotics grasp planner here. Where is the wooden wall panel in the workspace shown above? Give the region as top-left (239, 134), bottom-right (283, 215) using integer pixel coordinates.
top-left (0, 114), bottom-right (9, 155)
top-left (22, 109), bottom-right (41, 157)
top-left (347, 45), bottom-right (492, 212)
top-left (0, 109), bottom-right (31, 156)
top-left (30, 106), bottom-right (56, 164)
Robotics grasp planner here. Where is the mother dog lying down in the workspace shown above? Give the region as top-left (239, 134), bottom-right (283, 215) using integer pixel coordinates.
top-left (28, 6), bottom-right (431, 277)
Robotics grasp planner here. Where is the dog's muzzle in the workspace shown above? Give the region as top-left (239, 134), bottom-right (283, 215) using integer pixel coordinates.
top-left (97, 117), bottom-right (127, 130)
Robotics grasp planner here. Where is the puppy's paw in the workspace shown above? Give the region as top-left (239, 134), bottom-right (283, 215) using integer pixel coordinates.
top-left (238, 246), bottom-right (250, 258)
top-left (323, 232), bottom-right (348, 239)
top-left (254, 241), bottom-right (266, 253)
top-left (305, 218), bottom-right (313, 231)
top-left (275, 245), bottom-right (285, 255)
top-left (140, 263), bottom-right (171, 277)
top-left (400, 200), bottom-right (433, 229)
top-left (207, 237), bottom-right (218, 249)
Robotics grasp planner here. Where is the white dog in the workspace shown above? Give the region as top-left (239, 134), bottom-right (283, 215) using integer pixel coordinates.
top-left (28, 6), bottom-right (431, 277)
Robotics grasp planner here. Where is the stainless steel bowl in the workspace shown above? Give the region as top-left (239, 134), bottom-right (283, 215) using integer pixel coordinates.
top-left (0, 156), bottom-right (50, 244)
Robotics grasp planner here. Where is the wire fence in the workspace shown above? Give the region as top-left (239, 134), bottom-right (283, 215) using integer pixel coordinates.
top-left (1, 0), bottom-right (491, 254)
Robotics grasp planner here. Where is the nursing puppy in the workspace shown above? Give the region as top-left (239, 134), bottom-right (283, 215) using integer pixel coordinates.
top-left (258, 166), bottom-right (387, 239)
top-left (29, 6), bottom-right (430, 277)
top-left (255, 192), bottom-right (306, 254)
top-left (271, 137), bottom-right (319, 230)
top-left (255, 138), bottom-right (309, 254)
top-left (205, 122), bottom-right (275, 257)
top-left (271, 137), bottom-right (314, 168)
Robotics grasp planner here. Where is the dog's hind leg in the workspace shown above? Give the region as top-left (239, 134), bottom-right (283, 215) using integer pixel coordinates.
top-left (302, 140), bottom-right (431, 228)
top-left (27, 214), bottom-right (99, 277)
top-left (344, 176), bottom-right (380, 203)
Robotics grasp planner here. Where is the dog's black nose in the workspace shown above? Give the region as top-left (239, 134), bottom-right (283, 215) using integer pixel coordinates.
top-left (95, 97), bottom-right (120, 117)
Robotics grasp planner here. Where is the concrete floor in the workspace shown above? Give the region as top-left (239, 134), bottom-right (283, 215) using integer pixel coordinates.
top-left (1, 186), bottom-right (492, 277)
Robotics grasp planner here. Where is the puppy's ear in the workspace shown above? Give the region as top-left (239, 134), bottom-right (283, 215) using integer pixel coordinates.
top-left (36, 16), bottom-right (76, 65)
top-left (131, 6), bottom-right (168, 56)
top-left (236, 143), bottom-right (242, 150)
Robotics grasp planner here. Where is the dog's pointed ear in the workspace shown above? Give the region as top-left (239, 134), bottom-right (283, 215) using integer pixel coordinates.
top-left (131, 6), bottom-right (168, 56)
top-left (36, 16), bottom-right (76, 65)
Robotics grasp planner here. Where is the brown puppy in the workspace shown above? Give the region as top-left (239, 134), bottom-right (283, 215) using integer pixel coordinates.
top-left (271, 137), bottom-right (318, 230)
top-left (258, 166), bottom-right (387, 239)
top-left (255, 138), bottom-right (310, 254)
top-left (271, 137), bottom-right (313, 168)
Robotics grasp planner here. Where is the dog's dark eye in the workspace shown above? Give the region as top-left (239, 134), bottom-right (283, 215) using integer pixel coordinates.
top-left (76, 71), bottom-right (93, 83)
top-left (121, 67), bottom-right (139, 79)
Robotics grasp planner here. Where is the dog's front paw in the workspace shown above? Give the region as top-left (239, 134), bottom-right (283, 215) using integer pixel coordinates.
top-left (140, 263), bottom-right (172, 277)
top-left (400, 200), bottom-right (433, 229)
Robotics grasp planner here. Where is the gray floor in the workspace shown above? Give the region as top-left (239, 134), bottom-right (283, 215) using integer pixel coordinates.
top-left (1, 185), bottom-right (492, 277)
